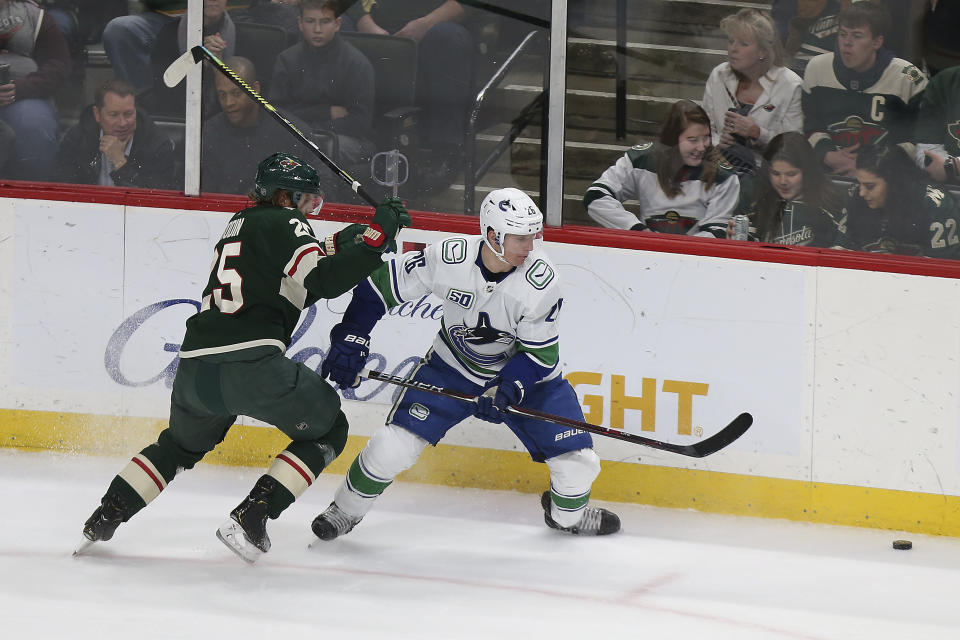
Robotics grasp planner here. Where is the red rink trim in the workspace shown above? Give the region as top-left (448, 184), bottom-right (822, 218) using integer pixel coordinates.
top-left (132, 456), bottom-right (164, 492)
top-left (276, 453), bottom-right (312, 486)
top-left (6, 181), bottom-right (960, 279)
top-left (287, 245), bottom-right (322, 277)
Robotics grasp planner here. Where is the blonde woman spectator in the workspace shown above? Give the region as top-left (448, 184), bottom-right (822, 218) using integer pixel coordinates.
top-left (702, 8), bottom-right (803, 174)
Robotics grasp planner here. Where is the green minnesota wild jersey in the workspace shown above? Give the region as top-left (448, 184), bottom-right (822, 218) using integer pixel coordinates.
top-left (836, 185), bottom-right (960, 259)
top-left (915, 65), bottom-right (960, 160)
top-left (754, 199), bottom-right (843, 247)
top-left (365, 236), bottom-right (563, 385)
top-left (180, 204), bottom-right (382, 357)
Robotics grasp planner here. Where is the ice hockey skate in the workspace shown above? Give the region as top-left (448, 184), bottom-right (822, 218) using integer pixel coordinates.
top-left (82, 493), bottom-right (128, 543)
top-left (311, 501), bottom-right (362, 541)
top-left (216, 476), bottom-right (276, 563)
top-left (541, 491), bottom-right (621, 536)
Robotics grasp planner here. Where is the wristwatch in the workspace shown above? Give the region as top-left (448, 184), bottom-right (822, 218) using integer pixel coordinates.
top-left (945, 155), bottom-right (958, 183)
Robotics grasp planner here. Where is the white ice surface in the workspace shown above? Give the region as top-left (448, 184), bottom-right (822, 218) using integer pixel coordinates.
top-left (3, 449), bottom-right (959, 639)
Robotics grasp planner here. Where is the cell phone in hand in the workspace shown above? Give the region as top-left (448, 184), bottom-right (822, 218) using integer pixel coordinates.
top-left (0, 64), bottom-right (10, 86)
top-left (727, 107), bottom-right (747, 146)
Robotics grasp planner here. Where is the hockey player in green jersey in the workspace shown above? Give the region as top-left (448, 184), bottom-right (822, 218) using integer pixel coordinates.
top-left (81, 152), bottom-right (412, 563)
top-left (311, 188), bottom-right (621, 540)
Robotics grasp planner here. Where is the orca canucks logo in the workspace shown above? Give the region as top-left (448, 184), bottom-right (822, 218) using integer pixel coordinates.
top-left (829, 116), bottom-right (887, 148)
top-left (446, 311), bottom-right (514, 366)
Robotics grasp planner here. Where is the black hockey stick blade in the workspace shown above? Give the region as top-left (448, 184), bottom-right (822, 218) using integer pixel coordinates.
top-left (165, 45), bottom-right (378, 208)
top-left (359, 369), bottom-right (752, 458)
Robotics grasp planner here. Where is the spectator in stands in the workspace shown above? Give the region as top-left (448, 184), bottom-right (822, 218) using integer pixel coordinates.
top-left (703, 8), bottom-right (803, 175)
top-left (749, 132), bottom-right (844, 246)
top-left (76, 0), bottom-right (126, 45)
top-left (39, 1), bottom-right (80, 50)
top-left (784, 0), bottom-right (843, 76)
top-left (922, 0), bottom-right (960, 76)
top-left (270, 0), bottom-right (374, 167)
top-left (0, 0), bottom-right (70, 181)
top-left (101, 2), bottom-right (184, 94)
top-left (40, 1), bottom-right (90, 119)
top-left (837, 144), bottom-right (960, 258)
top-left (584, 100), bottom-right (740, 238)
top-left (770, 0), bottom-right (796, 40)
top-left (914, 65), bottom-right (960, 186)
top-left (202, 56), bottom-right (316, 195)
top-left (54, 78), bottom-right (179, 189)
top-left (233, 0), bottom-right (344, 43)
top-left (148, 0), bottom-right (237, 118)
top-left (346, 0), bottom-right (473, 192)
top-left (802, 1), bottom-right (927, 177)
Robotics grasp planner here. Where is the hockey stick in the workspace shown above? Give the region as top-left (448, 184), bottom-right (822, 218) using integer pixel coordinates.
top-left (163, 45), bottom-right (378, 207)
top-left (359, 368), bottom-right (752, 458)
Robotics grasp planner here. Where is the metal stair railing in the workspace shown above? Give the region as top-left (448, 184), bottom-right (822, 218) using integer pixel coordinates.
top-left (463, 29), bottom-right (543, 216)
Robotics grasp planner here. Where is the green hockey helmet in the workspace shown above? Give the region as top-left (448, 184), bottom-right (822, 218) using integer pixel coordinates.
top-left (253, 153), bottom-right (321, 202)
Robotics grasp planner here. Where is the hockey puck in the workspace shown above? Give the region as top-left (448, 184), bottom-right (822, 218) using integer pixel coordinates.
top-left (892, 539), bottom-right (912, 550)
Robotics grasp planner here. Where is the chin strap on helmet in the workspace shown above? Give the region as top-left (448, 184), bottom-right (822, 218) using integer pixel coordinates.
top-left (478, 187), bottom-right (544, 262)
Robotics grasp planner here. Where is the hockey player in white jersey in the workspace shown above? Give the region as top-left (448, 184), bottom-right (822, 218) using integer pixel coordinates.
top-left (312, 187), bottom-right (621, 539)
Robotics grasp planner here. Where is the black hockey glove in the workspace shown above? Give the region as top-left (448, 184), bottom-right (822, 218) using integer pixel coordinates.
top-left (321, 322), bottom-right (371, 389)
top-left (473, 354), bottom-right (542, 423)
top-left (473, 376), bottom-right (525, 424)
top-left (361, 197), bottom-right (412, 253)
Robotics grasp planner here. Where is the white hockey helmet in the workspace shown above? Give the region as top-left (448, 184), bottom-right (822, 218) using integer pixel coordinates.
top-left (479, 187), bottom-right (544, 261)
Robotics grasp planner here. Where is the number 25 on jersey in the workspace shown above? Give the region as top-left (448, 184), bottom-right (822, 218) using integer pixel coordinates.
top-left (201, 241), bottom-right (245, 314)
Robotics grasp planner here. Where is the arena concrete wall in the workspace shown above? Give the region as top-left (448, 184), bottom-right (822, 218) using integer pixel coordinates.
top-left (3, 188), bottom-right (959, 536)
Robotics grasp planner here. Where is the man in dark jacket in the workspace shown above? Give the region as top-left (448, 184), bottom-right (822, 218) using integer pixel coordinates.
top-left (202, 56), bottom-right (317, 196)
top-left (270, 0), bottom-right (374, 166)
top-left (54, 78), bottom-right (180, 190)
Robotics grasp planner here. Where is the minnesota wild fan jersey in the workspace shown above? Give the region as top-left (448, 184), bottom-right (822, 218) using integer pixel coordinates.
top-left (179, 204), bottom-right (382, 357)
top-left (914, 65), bottom-right (960, 167)
top-left (754, 199), bottom-right (843, 247)
top-left (836, 184), bottom-right (960, 259)
top-left (584, 142), bottom-right (740, 238)
top-left (350, 236), bottom-right (562, 385)
top-left (789, 0), bottom-right (841, 76)
top-left (802, 51), bottom-right (927, 161)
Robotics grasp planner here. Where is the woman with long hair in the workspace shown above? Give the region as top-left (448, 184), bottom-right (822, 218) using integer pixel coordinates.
top-left (584, 100), bottom-right (740, 238)
top-left (702, 8), bottom-right (803, 174)
top-left (750, 131), bottom-right (844, 246)
top-left (838, 144), bottom-right (960, 258)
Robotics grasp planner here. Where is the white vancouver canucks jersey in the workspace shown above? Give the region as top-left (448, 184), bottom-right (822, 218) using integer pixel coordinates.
top-left (368, 236), bottom-right (563, 385)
